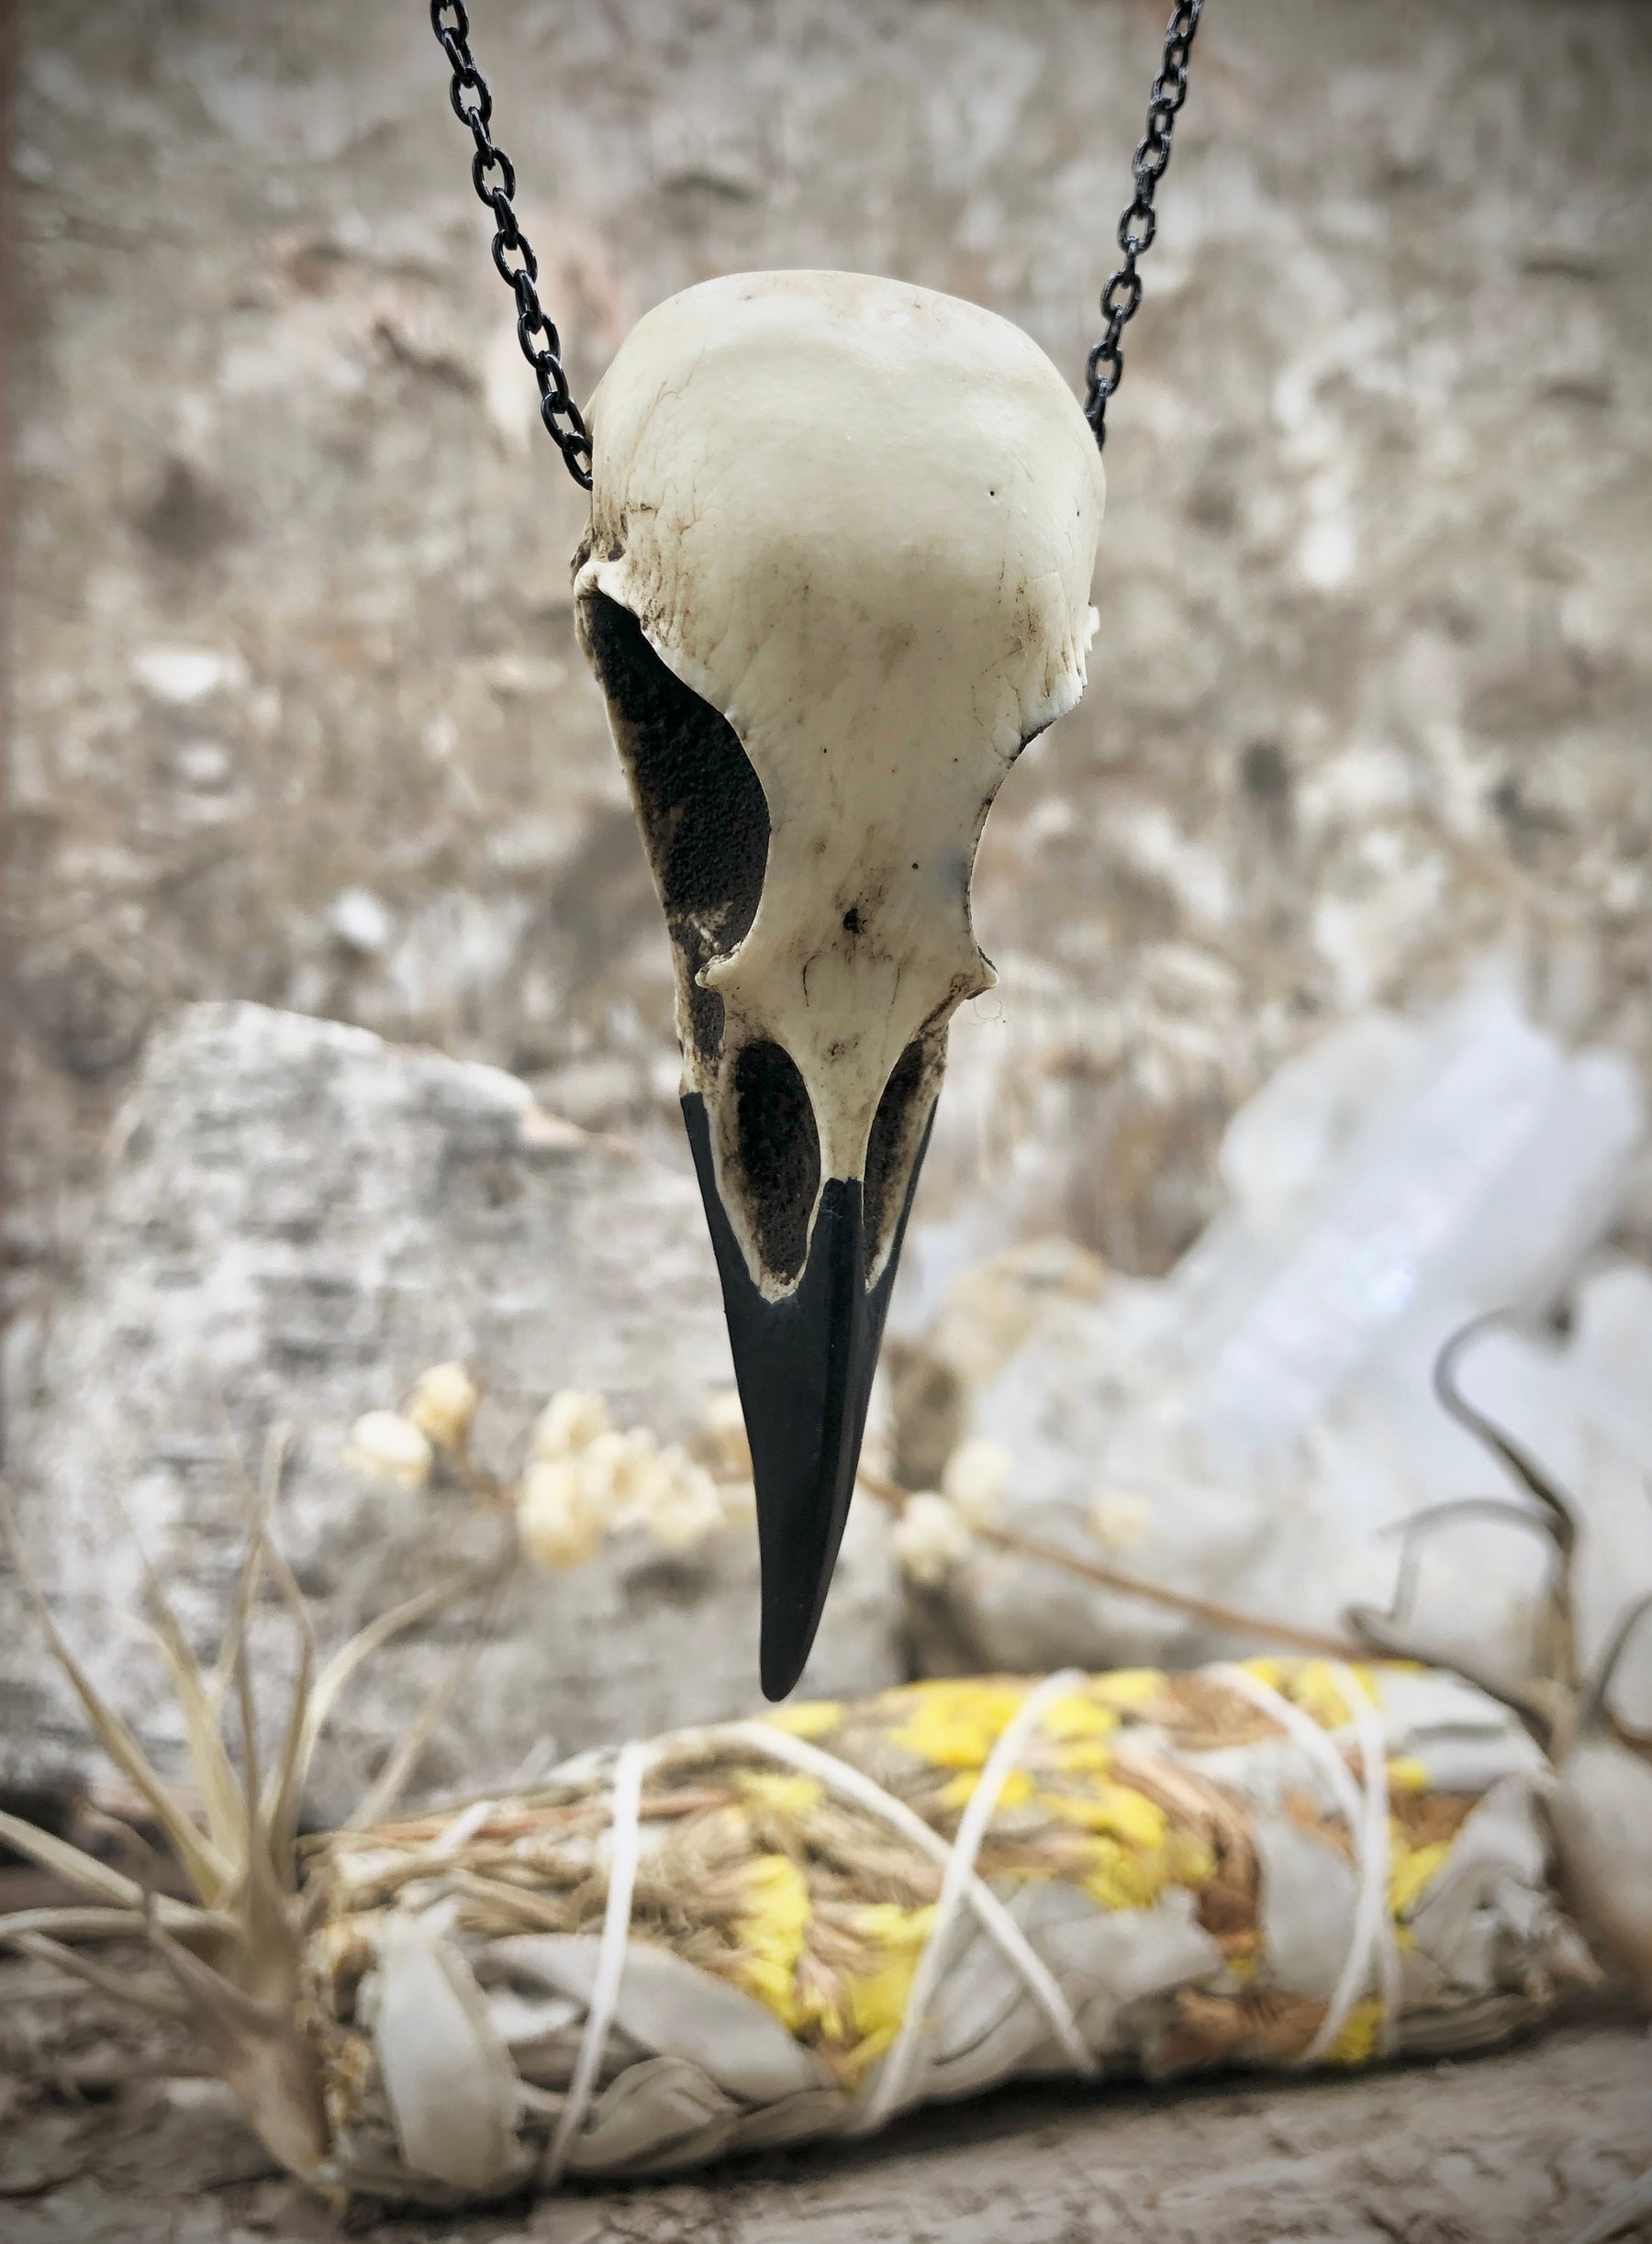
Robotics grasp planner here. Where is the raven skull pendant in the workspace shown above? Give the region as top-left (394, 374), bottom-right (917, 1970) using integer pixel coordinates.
top-left (573, 270), bottom-right (1105, 1695)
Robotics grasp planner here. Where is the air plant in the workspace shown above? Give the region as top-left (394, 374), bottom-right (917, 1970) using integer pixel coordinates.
top-left (1346, 1314), bottom-right (1652, 2244)
top-left (0, 1441), bottom-right (511, 2201)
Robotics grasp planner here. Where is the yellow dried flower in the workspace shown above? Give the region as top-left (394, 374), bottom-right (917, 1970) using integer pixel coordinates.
top-left (1051, 1736), bottom-right (1117, 1776)
top-left (763, 1700), bottom-right (842, 1740)
top-left (939, 1767), bottom-right (1036, 1812)
top-left (1244, 1657), bottom-right (1378, 1730)
top-left (731, 1853), bottom-right (812, 2027)
top-left (1389, 1833), bottom-right (1452, 1919)
top-left (838, 1903), bottom-right (938, 2074)
top-left (342, 1410), bottom-right (432, 1491)
top-left (735, 1770), bottom-right (825, 1819)
top-left (1044, 1782), bottom-right (1168, 1849)
top-left (403, 1361), bottom-right (480, 1450)
top-left (1041, 1691), bottom-right (1122, 1743)
top-left (1326, 1995), bottom-right (1385, 2067)
top-left (888, 1680), bottom-right (1033, 1770)
top-left (1086, 1669), bottom-right (1165, 1710)
top-left (1081, 1835), bottom-right (1174, 1913)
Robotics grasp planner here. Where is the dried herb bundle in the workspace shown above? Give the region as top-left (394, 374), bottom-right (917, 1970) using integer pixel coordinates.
top-left (293, 1654), bottom-right (1587, 2201)
top-left (0, 1405), bottom-right (1610, 2216)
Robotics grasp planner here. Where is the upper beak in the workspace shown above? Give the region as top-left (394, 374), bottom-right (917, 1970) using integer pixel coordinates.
top-left (681, 1092), bottom-right (932, 1698)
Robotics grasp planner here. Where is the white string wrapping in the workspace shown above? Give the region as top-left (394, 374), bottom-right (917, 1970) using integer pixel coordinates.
top-left (854, 1668), bottom-right (1091, 2131)
top-left (543, 1661), bottom-right (1400, 2175)
top-left (1566, 2160), bottom-right (1652, 2244)
top-left (541, 1737), bottom-right (652, 2184)
top-left (731, 1714), bottom-right (1094, 2083)
top-left (429, 1797), bottom-right (497, 1859)
top-left (1208, 1661), bottom-right (1400, 2063)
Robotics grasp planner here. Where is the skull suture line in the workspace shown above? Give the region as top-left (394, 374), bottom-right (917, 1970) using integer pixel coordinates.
top-left (574, 271), bottom-right (1106, 1696)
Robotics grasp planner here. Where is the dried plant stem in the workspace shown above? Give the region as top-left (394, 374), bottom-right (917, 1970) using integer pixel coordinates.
top-left (855, 1468), bottom-right (1361, 1661)
top-left (975, 1524), bottom-right (1362, 1660)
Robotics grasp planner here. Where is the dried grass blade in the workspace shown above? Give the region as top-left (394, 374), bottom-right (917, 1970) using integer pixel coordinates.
top-left (0, 1489), bottom-right (222, 1897)
top-left (119, 1611), bottom-right (243, 1878)
top-left (299, 1545), bottom-right (515, 1780)
top-left (99, 1490), bottom-right (249, 1871)
top-left (241, 1435), bottom-right (321, 1872)
top-left (0, 1808), bottom-right (215, 1932)
top-left (224, 1564), bottom-right (307, 1996)
top-left (4, 1928), bottom-right (191, 2020)
top-left (0, 1903), bottom-right (175, 1941)
top-left (1345, 1602), bottom-right (1555, 1748)
top-left (146, 1911), bottom-right (285, 2038)
top-left (1581, 1589), bottom-right (1652, 1734)
top-left (346, 1557), bottom-right (518, 1829)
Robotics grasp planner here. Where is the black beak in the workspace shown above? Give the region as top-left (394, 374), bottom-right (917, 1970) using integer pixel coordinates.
top-left (681, 1093), bottom-right (932, 1699)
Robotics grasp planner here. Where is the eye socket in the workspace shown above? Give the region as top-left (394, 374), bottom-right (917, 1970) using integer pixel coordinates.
top-left (731, 1038), bottom-right (820, 1287)
top-left (580, 590), bottom-right (770, 1066)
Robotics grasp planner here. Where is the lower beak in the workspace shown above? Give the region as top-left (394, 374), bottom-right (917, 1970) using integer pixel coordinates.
top-left (681, 1093), bottom-right (932, 1699)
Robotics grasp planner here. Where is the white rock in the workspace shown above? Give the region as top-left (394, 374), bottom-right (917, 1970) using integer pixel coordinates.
top-left (908, 977), bottom-right (1649, 1677)
top-left (132, 644), bottom-right (248, 704)
top-left (329, 885), bottom-right (394, 955)
top-left (0, 1004), bottom-right (903, 1821)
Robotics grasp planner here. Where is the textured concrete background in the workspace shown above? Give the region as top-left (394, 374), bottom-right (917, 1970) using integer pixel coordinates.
top-left (6, 0), bottom-right (1651, 1422)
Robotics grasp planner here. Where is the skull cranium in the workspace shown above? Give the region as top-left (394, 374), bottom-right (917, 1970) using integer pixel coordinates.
top-left (574, 271), bottom-right (1104, 1693)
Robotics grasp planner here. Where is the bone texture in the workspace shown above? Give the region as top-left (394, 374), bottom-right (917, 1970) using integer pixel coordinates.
top-left (575, 271), bottom-right (1105, 1297)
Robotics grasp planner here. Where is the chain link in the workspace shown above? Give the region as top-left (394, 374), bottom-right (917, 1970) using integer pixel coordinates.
top-left (1085, 0), bottom-right (1204, 452)
top-left (433, 0), bottom-right (1201, 482)
top-left (430, 0), bottom-right (592, 488)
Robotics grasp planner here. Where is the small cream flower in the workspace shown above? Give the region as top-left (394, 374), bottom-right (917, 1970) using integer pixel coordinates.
top-left (892, 1492), bottom-right (974, 1586)
top-left (575, 1429), bottom-right (627, 1509)
top-left (404, 1361), bottom-right (480, 1450)
top-left (343, 1411), bottom-right (432, 1491)
top-left (941, 1436), bottom-right (1011, 1528)
top-left (642, 1449), bottom-right (725, 1552)
top-left (1088, 1488), bottom-right (1154, 1554)
top-left (530, 1389), bottom-right (612, 1462)
top-left (718, 1477), bottom-right (758, 1527)
top-left (698, 1389), bottom-right (753, 1479)
top-left (518, 1457), bottom-right (606, 1570)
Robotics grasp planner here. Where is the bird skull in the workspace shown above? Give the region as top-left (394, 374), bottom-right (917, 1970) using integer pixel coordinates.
top-left (573, 270), bottom-right (1105, 1694)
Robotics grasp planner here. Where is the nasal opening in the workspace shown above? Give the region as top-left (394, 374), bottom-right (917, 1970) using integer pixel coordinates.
top-left (731, 1037), bottom-right (821, 1289)
top-left (862, 1032), bottom-right (942, 1283)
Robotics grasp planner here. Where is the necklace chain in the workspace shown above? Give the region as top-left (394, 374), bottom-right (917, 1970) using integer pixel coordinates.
top-left (430, 1), bottom-right (1204, 486)
top-left (1085, 0), bottom-right (1204, 452)
top-left (430, 0), bottom-right (593, 488)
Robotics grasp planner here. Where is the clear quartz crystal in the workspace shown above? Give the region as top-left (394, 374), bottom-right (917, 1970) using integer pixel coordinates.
top-left (927, 977), bottom-right (1649, 1673)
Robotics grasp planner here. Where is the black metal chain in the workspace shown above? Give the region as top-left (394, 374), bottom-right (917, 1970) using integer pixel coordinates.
top-left (1085, 0), bottom-right (1204, 452)
top-left (429, 0), bottom-right (592, 488)
top-left (434, 0), bottom-right (1202, 484)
